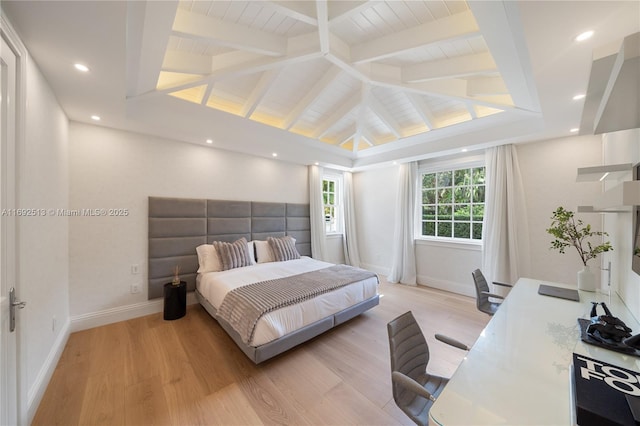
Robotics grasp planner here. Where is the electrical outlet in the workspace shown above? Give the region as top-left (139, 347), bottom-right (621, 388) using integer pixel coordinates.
top-left (130, 283), bottom-right (141, 294)
top-left (131, 264), bottom-right (140, 274)
top-left (52, 316), bottom-right (57, 332)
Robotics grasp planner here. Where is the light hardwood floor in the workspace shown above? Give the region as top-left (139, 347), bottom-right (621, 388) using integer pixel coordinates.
top-left (33, 279), bottom-right (489, 425)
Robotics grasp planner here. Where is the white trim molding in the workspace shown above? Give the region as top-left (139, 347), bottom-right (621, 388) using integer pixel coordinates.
top-left (417, 274), bottom-right (475, 298)
top-left (70, 293), bottom-right (199, 332)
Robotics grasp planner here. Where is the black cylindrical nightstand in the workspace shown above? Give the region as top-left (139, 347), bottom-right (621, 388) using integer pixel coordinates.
top-left (163, 281), bottom-right (186, 320)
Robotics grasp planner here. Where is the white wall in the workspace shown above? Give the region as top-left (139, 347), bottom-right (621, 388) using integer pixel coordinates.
top-left (517, 134), bottom-right (604, 287)
top-left (354, 134), bottom-right (604, 295)
top-left (19, 51), bottom-right (70, 421)
top-left (353, 166), bottom-right (397, 275)
top-left (68, 123), bottom-right (308, 318)
top-left (602, 128), bottom-right (640, 320)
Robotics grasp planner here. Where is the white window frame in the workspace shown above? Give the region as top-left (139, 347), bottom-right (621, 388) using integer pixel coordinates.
top-left (417, 157), bottom-right (485, 244)
top-left (322, 172), bottom-right (343, 235)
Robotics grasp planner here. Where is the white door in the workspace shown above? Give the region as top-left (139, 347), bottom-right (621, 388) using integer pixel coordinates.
top-left (0, 33), bottom-right (20, 426)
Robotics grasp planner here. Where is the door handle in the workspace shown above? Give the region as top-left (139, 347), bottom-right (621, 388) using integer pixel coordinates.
top-left (9, 287), bottom-right (25, 332)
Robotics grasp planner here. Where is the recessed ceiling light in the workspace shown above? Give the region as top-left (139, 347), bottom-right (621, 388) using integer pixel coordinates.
top-left (462, 148), bottom-right (468, 152)
top-left (575, 31), bottom-right (594, 42)
top-left (570, 128), bottom-right (579, 133)
top-left (573, 94), bottom-right (586, 100)
top-left (272, 153), bottom-right (278, 157)
top-left (74, 63), bottom-right (90, 72)
top-left (90, 115), bottom-right (100, 121)
top-left (206, 139), bottom-right (213, 144)
top-left (314, 162), bottom-right (319, 166)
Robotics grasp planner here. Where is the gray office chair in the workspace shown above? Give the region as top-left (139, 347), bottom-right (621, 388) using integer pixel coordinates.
top-left (387, 311), bottom-right (468, 426)
top-left (472, 269), bottom-right (513, 316)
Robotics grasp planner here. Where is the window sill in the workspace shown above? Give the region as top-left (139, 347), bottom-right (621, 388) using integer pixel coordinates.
top-left (415, 237), bottom-right (481, 251)
top-left (326, 233), bottom-right (343, 239)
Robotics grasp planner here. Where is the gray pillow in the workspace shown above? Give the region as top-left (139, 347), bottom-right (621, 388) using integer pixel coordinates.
top-left (267, 236), bottom-right (300, 262)
top-left (213, 237), bottom-right (252, 270)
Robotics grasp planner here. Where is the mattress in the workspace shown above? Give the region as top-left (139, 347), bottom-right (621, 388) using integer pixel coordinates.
top-left (197, 256), bottom-right (379, 347)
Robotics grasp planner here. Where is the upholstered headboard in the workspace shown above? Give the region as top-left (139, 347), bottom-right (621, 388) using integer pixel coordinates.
top-left (148, 197), bottom-right (311, 299)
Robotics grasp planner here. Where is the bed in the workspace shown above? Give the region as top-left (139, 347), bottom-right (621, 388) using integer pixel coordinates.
top-left (148, 197), bottom-right (380, 363)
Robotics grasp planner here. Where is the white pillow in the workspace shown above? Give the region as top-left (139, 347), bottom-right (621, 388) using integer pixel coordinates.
top-left (247, 240), bottom-right (256, 265)
top-left (196, 244), bottom-right (222, 273)
top-left (254, 240), bottom-right (275, 263)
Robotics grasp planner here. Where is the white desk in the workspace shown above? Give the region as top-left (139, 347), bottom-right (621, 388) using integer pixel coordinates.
top-left (429, 278), bottom-right (640, 425)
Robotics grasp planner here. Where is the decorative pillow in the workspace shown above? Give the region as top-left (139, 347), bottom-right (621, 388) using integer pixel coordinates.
top-left (196, 244), bottom-right (222, 273)
top-left (254, 240), bottom-right (275, 264)
top-left (213, 237), bottom-right (252, 271)
top-left (268, 236), bottom-right (301, 262)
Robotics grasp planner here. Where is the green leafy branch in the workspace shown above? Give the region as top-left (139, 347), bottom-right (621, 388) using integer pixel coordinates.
top-left (546, 207), bottom-right (613, 266)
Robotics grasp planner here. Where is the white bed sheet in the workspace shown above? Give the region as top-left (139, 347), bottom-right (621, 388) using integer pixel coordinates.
top-left (196, 256), bottom-right (378, 347)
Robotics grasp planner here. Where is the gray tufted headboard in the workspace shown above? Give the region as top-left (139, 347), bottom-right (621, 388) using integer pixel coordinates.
top-left (148, 197), bottom-right (311, 299)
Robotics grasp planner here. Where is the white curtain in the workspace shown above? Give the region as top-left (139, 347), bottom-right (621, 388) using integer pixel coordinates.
top-left (388, 162), bottom-right (417, 285)
top-left (482, 144), bottom-right (531, 285)
top-left (309, 165), bottom-right (327, 261)
top-left (342, 171), bottom-right (361, 267)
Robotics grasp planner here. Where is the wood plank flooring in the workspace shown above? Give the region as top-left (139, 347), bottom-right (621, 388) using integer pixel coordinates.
top-left (33, 279), bottom-right (489, 425)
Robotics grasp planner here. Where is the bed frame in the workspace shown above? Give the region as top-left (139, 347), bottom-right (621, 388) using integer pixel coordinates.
top-left (148, 196), bottom-right (379, 363)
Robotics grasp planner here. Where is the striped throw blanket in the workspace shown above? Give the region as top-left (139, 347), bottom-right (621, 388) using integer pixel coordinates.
top-left (217, 265), bottom-right (378, 344)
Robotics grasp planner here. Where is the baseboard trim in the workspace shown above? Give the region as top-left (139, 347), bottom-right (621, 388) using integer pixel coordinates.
top-left (70, 292), bottom-right (199, 332)
top-left (417, 275), bottom-right (475, 297)
top-left (27, 318), bottom-right (71, 424)
top-left (360, 262), bottom-right (390, 277)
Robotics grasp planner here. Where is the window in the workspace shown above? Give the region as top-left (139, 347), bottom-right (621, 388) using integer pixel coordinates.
top-left (420, 166), bottom-right (485, 240)
top-left (322, 176), bottom-right (341, 234)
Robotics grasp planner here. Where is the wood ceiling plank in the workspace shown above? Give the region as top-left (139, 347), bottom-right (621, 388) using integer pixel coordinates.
top-left (402, 51), bottom-right (497, 83)
top-left (240, 69), bottom-right (281, 118)
top-left (172, 8), bottom-right (287, 57)
top-left (311, 95), bottom-right (361, 139)
top-left (264, 1), bottom-right (318, 26)
top-left (328, 1), bottom-right (372, 25)
top-left (283, 66), bottom-right (341, 130)
top-left (350, 10), bottom-right (480, 63)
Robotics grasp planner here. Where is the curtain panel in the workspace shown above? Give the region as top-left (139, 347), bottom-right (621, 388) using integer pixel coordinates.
top-left (388, 162), bottom-right (418, 285)
top-left (342, 171), bottom-right (361, 267)
top-left (482, 144), bottom-right (531, 286)
top-left (308, 165), bottom-right (327, 261)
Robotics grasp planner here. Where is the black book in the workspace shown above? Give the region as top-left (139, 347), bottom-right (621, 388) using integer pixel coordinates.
top-left (573, 353), bottom-right (640, 425)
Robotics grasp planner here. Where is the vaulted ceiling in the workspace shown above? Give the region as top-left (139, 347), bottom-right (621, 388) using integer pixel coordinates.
top-left (150, 1), bottom-right (511, 154)
top-left (3, 1), bottom-right (639, 170)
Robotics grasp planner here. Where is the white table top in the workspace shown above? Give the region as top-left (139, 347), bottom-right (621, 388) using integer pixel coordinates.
top-left (429, 277), bottom-right (640, 425)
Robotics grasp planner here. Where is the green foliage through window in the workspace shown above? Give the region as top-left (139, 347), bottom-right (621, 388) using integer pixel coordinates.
top-left (420, 166), bottom-right (485, 240)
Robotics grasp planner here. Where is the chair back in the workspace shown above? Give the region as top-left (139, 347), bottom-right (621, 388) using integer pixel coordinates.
top-left (472, 269), bottom-right (491, 314)
top-left (387, 311), bottom-right (430, 401)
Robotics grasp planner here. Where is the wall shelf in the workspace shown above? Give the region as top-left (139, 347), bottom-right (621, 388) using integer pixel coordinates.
top-left (578, 181), bottom-right (640, 213)
top-left (576, 163), bottom-right (633, 182)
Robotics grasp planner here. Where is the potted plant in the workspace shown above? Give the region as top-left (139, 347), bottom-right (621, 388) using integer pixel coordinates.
top-left (546, 206), bottom-right (613, 291)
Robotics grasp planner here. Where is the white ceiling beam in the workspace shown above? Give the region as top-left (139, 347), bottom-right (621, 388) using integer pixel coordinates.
top-left (406, 93), bottom-right (436, 130)
top-left (466, 76), bottom-right (508, 96)
top-left (312, 96), bottom-right (361, 139)
top-left (162, 50), bottom-right (212, 74)
top-left (464, 102), bottom-right (478, 119)
top-left (353, 82), bottom-right (371, 153)
top-left (316, 1), bottom-right (330, 54)
top-left (263, 1), bottom-right (318, 26)
top-left (328, 1), bottom-right (372, 25)
top-left (468, 1), bottom-right (540, 111)
top-left (200, 83), bottom-right (214, 106)
top-left (240, 69), bottom-right (280, 118)
top-left (361, 127), bottom-right (377, 146)
top-left (172, 9), bottom-right (287, 57)
top-left (335, 125), bottom-right (356, 146)
top-left (402, 52), bottom-right (497, 83)
top-left (283, 66), bottom-right (341, 130)
top-left (368, 95), bottom-right (402, 138)
top-left (127, 0), bottom-right (179, 97)
top-left (147, 49), bottom-right (322, 97)
top-left (351, 10), bottom-right (480, 64)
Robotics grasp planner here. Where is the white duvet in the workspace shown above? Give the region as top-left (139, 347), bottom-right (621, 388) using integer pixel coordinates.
top-left (196, 256), bottom-right (379, 346)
